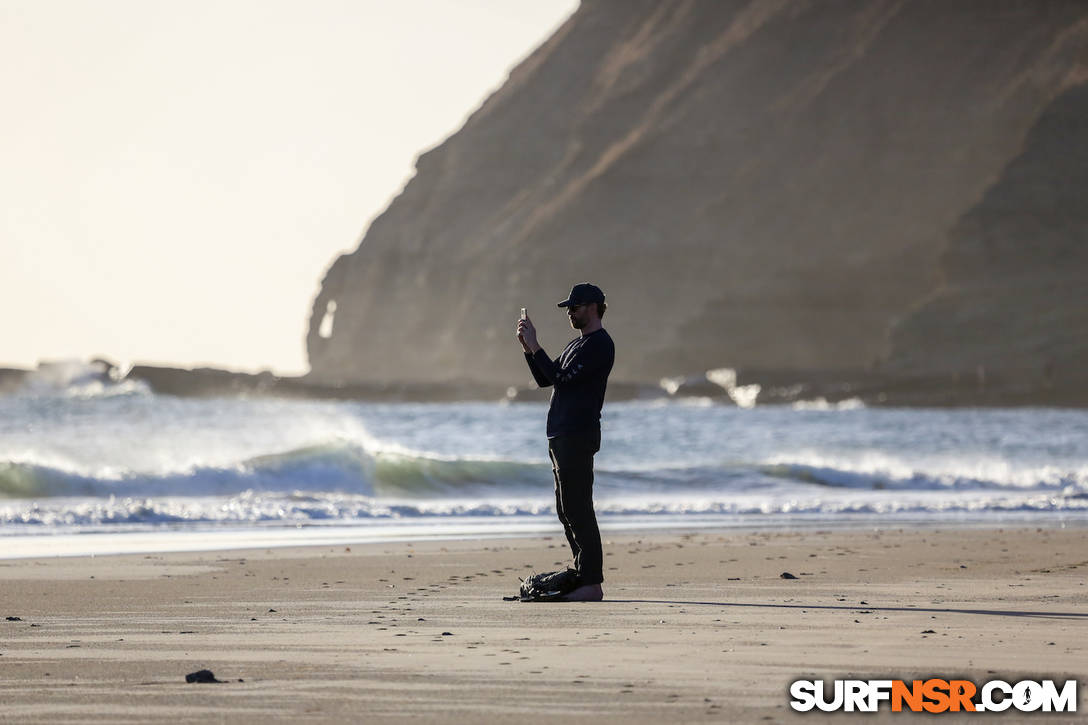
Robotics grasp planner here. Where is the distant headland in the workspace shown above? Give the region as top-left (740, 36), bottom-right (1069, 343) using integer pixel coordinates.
top-left (303, 1), bottom-right (1088, 406)
top-left (3, 358), bottom-right (1084, 408)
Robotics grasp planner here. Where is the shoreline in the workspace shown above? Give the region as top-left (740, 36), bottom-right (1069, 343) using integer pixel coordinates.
top-left (1, 526), bottom-right (1085, 722)
top-left (3, 512), bottom-right (1088, 561)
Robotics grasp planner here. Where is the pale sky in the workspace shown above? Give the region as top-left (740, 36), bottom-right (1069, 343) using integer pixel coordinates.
top-left (0, 0), bottom-right (577, 375)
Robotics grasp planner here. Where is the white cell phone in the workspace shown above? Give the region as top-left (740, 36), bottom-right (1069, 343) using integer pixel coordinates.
top-left (520, 307), bottom-right (527, 320)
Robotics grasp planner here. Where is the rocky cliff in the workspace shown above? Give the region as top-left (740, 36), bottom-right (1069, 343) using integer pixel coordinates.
top-left (306, 0), bottom-right (1088, 396)
top-left (885, 80), bottom-right (1088, 397)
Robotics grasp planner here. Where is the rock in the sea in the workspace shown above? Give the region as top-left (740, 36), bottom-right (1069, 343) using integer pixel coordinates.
top-left (0, 369), bottom-right (30, 395)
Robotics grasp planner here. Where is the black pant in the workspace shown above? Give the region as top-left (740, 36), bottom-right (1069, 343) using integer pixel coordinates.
top-left (548, 431), bottom-right (603, 585)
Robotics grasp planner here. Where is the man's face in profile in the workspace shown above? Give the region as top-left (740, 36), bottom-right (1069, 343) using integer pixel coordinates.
top-left (567, 304), bottom-right (590, 329)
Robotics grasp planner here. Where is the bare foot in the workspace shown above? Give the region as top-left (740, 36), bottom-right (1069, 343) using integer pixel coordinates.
top-left (561, 583), bottom-right (603, 601)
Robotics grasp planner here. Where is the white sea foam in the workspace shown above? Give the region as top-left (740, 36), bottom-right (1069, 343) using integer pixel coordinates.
top-left (705, 367), bottom-right (761, 408)
top-left (791, 397), bottom-right (866, 411)
top-left (3, 486), bottom-right (1086, 532)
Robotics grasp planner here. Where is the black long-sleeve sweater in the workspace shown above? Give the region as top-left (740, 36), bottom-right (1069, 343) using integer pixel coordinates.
top-left (524, 328), bottom-right (615, 438)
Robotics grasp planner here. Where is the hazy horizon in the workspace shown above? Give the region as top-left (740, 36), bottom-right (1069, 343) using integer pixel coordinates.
top-left (1, 0), bottom-right (577, 375)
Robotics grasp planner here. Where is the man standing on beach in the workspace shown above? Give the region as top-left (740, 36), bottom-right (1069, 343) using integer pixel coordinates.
top-left (516, 283), bottom-right (615, 601)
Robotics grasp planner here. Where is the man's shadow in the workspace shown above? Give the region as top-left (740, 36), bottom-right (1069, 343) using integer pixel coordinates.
top-left (604, 599), bottom-right (1088, 620)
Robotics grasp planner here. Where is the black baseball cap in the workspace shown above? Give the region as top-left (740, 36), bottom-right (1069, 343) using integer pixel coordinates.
top-left (557, 282), bottom-right (606, 308)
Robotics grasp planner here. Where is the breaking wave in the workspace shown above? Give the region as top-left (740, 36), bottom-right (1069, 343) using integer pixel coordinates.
top-left (2, 395), bottom-right (1086, 534)
top-left (3, 441), bottom-right (1085, 508)
top-left (0, 442), bottom-right (552, 500)
top-left (12, 360), bottom-right (150, 400)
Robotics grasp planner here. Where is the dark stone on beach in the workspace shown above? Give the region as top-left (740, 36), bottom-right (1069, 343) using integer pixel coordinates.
top-left (780, 572), bottom-right (798, 580)
top-left (441, 631), bottom-right (453, 636)
top-left (185, 669), bottom-right (222, 683)
top-left (5, 616), bottom-right (22, 621)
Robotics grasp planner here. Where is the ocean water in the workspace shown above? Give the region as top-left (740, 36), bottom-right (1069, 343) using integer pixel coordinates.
top-left (2, 367), bottom-right (1087, 555)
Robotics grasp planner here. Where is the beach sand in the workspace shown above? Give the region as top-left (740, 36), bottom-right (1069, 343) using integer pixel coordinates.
top-left (1, 526), bottom-right (1086, 723)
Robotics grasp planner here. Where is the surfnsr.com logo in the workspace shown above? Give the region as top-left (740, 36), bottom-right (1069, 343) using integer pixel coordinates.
top-left (789, 679), bottom-right (1077, 713)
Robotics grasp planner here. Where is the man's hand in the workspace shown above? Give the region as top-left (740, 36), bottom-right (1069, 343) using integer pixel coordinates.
top-left (517, 315), bottom-right (540, 353)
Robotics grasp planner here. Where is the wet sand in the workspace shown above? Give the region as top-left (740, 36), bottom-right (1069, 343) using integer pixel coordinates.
top-left (1, 526), bottom-right (1086, 723)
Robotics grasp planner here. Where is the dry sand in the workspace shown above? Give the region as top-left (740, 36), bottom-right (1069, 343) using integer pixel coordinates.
top-left (1, 526), bottom-right (1086, 723)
